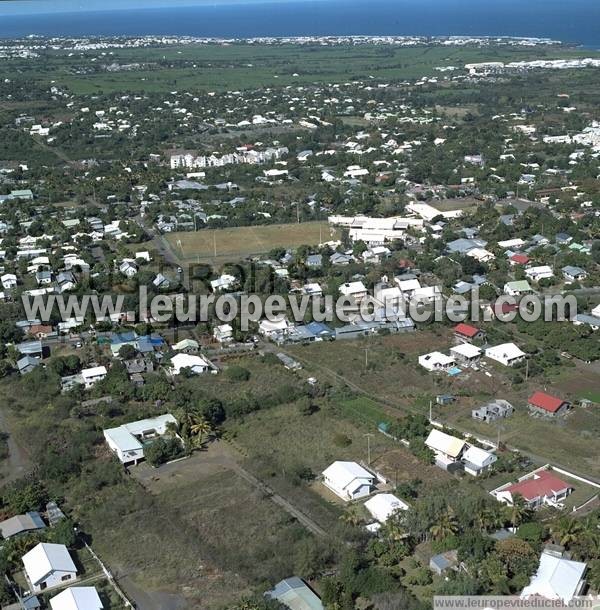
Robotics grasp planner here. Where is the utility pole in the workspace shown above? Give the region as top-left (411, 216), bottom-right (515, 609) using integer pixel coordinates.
top-left (429, 399), bottom-right (433, 423)
top-left (525, 358), bottom-right (529, 381)
top-left (364, 433), bottom-right (374, 465)
top-left (213, 231), bottom-right (217, 257)
top-left (296, 201), bottom-right (300, 224)
top-left (364, 346), bottom-right (369, 369)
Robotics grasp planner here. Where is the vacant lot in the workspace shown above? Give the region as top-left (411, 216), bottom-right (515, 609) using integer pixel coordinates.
top-left (165, 221), bottom-right (334, 264)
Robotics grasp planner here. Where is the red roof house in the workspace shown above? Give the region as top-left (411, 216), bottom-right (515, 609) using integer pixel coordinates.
top-left (454, 323), bottom-right (484, 342)
top-left (528, 391), bottom-right (570, 416)
top-left (497, 469), bottom-right (573, 508)
top-left (510, 254), bottom-right (530, 266)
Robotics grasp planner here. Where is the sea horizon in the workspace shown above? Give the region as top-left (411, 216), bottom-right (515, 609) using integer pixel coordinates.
top-left (0, 0), bottom-right (599, 47)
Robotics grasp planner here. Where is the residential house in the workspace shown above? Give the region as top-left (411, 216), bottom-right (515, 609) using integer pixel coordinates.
top-left (17, 355), bottom-right (41, 375)
top-left (104, 414), bottom-right (178, 466)
top-left (329, 252), bottom-right (353, 266)
top-left (1, 273), bottom-right (17, 290)
top-left (528, 391), bottom-right (570, 417)
top-left (0, 512), bottom-right (46, 539)
top-left (562, 266), bottom-right (587, 282)
top-left (462, 445), bottom-right (497, 476)
top-left (453, 323), bottom-right (485, 343)
top-left (322, 461), bottom-right (375, 501)
top-left (510, 253), bottom-right (530, 266)
top-left (169, 353), bottom-right (213, 375)
top-left (485, 343), bottom-right (526, 367)
top-left (265, 577), bottom-right (323, 610)
top-left (119, 260), bottom-right (137, 278)
top-left (258, 318), bottom-right (289, 342)
top-left (425, 429), bottom-right (466, 470)
top-left (152, 273), bottom-right (170, 290)
top-left (450, 343), bottom-right (482, 366)
top-left (418, 352), bottom-right (455, 372)
top-left (429, 550), bottom-right (459, 576)
top-left (339, 281), bottom-right (368, 303)
top-left (472, 400), bottom-right (514, 423)
top-left (213, 324), bottom-right (234, 343)
top-left (80, 366), bottom-right (107, 388)
top-left (172, 338), bottom-right (199, 353)
top-left (572, 314), bottom-right (600, 330)
top-left (306, 254), bottom-right (322, 269)
top-left (50, 587), bottom-right (104, 610)
top-left (521, 551), bottom-right (586, 604)
top-left (56, 271), bottom-right (76, 293)
top-left (211, 274), bottom-right (237, 292)
top-left (22, 543), bottom-right (77, 593)
top-left (494, 469), bottom-right (573, 508)
top-left (504, 280), bottom-right (532, 296)
top-left (525, 266), bottom-right (554, 283)
top-left (364, 493), bottom-right (409, 524)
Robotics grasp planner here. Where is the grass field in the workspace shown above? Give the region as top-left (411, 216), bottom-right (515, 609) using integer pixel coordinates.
top-left (165, 221), bottom-right (335, 263)
top-left (27, 44), bottom-right (600, 95)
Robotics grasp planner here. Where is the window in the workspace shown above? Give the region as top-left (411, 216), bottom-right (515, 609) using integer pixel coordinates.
top-left (61, 574), bottom-right (72, 581)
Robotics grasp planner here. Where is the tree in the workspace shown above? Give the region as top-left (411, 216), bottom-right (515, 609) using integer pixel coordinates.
top-left (430, 509), bottom-right (459, 541)
top-left (118, 344), bottom-right (137, 360)
top-left (225, 366), bottom-right (251, 382)
top-left (49, 518), bottom-right (77, 547)
top-left (189, 417), bottom-right (212, 448)
top-left (551, 517), bottom-right (583, 549)
top-left (200, 398), bottom-right (226, 427)
top-left (144, 437), bottom-right (182, 467)
top-left (2, 477), bottom-right (47, 513)
top-left (505, 495), bottom-right (531, 528)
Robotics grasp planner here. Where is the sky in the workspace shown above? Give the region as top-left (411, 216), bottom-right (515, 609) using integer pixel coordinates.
top-left (0, 0), bottom-right (306, 15)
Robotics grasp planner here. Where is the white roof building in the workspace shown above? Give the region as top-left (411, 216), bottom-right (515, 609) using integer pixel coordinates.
top-left (521, 551), bottom-right (586, 604)
top-left (22, 542), bottom-right (77, 593)
top-left (169, 353), bottom-right (213, 375)
top-left (211, 274), bottom-right (237, 292)
top-left (103, 413), bottom-right (177, 465)
top-left (322, 461), bottom-right (374, 501)
top-left (525, 265), bottom-right (554, 282)
top-left (462, 445), bottom-right (497, 476)
top-left (80, 366), bottom-right (107, 388)
top-left (425, 429), bottom-right (466, 462)
top-left (364, 493), bottom-right (409, 523)
top-left (339, 281), bottom-right (368, 301)
top-left (418, 351), bottom-right (455, 372)
top-left (50, 587), bottom-right (104, 610)
top-left (450, 343), bottom-right (482, 362)
top-left (485, 343), bottom-right (526, 366)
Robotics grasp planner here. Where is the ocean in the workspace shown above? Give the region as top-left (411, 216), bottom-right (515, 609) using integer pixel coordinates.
top-left (0, 0), bottom-right (599, 47)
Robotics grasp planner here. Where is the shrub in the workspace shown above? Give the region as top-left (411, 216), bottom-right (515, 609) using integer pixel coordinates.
top-left (225, 366), bottom-right (251, 382)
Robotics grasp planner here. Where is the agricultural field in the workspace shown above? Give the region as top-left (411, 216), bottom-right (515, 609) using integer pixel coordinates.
top-left (165, 221), bottom-right (335, 263)
top-left (17, 44), bottom-right (600, 95)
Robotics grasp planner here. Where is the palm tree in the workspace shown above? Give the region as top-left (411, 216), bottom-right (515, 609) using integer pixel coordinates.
top-left (340, 505), bottom-right (362, 527)
top-left (429, 509), bottom-right (459, 541)
top-left (189, 417), bottom-right (212, 448)
top-left (476, 506), bottom-right (504, 533)
top-left (505, 494), bottom-right (531, 528)
top-left (552, 517), bottom-right (583, 548)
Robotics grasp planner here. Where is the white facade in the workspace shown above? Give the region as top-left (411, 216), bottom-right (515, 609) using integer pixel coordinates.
top-left (521, 552), bottom-right (586, 604)
top-left (80, 366), bottom-right (107, 388)
top-left (170, 353), bottom-right (212, 375)
top-left (364, 493), bottom-right (409, 523)
top-left (322, 461), bottom-right (374, 501)
top-left (104, 414), bottom-right (177, 465)
top-left (419, 351), bottom-right (455, 372)
top-left (462, 446), bottom-right (497, 476)
top-left (485, 343), bottom-right (526, 366)
top-left (22, 543), bottom-right (77, 593)
top-left (50, 586), bottom-right (104, 610)
top-left (525, 266), bottom-right (554, 282)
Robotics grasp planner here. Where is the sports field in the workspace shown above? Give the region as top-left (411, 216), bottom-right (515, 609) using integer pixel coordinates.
top-left (165, 221), bottom-right (336, 263)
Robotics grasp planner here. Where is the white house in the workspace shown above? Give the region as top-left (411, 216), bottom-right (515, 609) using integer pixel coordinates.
top-left (425, 429), bottom-right (466, 466)
top-left (119, 260), bottom-right (137, 278)
top-left (211, 274), bottom-right (237, 292)
top-left (1, 273), bottom-right (17, 290)
top-left (213, 324), bottom-right (234, 343)
top-left (104, 413), bottom-right (177, 465)
top-left (395, 278), bottom-right (421, 297)
top-left (80, 366), bottom-right (107, 388)
top-left (322, 461), bottom-right (374, 501)
top-left (50, 587), bottom-right (104, 610)
top-left (22, 542), bottom-right (77, 593)
top-left (449, 343), bottom-right (482, 365)
top-left (462, 445), bottom-right (497, 476)
top-left (418, 351), bottom-right (455, 372)
top-left (525, 265), bottom-right (554, 283)
top-left (258, 318), bottom-right (289, 340)
top-left (339, 281), bottom-right (368, 303)
top-left (169, 353), bottom-right (213, 375)
top-left (521, 551), bottom-right (587, 604)
top-left (485, 343), bottom-right (526, 367)
top-left (364, 493), bottom-right (409, 524)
